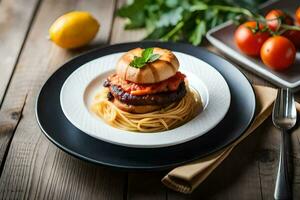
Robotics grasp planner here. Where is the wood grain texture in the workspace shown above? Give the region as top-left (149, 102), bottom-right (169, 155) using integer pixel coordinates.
top-left (0, 0), bottom-right (124, 199)
top-left (0, 0), bottom-right (299, 199)
top-left (110, 0), bottom-right (145, 44)
top-left (126, 172), bottom-right (167, 200)
top-left (0, 0), bottom-right (40, 105)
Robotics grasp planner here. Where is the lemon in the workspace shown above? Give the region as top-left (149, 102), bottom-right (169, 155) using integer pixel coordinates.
top-left (49, 11), bottom-right (100, 49)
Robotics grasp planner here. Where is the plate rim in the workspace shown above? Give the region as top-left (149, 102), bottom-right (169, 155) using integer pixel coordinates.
top-left (35, 41), bottom-right (256, 170)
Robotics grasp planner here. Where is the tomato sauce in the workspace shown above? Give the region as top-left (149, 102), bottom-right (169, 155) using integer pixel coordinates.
top-left (107, 72), bottom-right (186, 96)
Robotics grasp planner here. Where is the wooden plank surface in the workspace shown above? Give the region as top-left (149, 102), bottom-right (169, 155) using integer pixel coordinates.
top-left (0, 0), bottom-right (299, 199)
top-left (0, 0), bottom-right (40, 105)
top-left (126, 172), bottom-right (167, 200)
top-left (0, 0), bottom-right (126, 199)
top-left (110, 0), bottom-right (145, 44)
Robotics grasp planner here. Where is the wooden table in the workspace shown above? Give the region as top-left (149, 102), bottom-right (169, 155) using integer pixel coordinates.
top-left (0, 0), bottom-right (299, 199)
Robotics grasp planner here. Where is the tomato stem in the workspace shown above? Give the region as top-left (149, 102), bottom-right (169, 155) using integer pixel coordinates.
top-left (240, 15), bottom-right (300, 36)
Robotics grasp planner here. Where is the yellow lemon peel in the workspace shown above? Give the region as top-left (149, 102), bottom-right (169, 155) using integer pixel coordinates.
top-left (49, 11), bottom-right (100, 49)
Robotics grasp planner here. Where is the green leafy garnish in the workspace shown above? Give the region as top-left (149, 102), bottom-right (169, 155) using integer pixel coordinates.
top-left (129, 48), bottom-right (161, 68)
top-left (117, 0), bottom-right (265, 45)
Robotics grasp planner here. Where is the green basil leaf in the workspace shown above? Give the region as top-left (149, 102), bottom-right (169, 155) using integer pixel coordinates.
top-left (148, 54), bottom-right (161, 62)
top-left (142, 48), bottom-right (154, 61)
top-left (129, 48), bottom-right (161, 68)
top-left (130, 56), bottom-right (146, 68)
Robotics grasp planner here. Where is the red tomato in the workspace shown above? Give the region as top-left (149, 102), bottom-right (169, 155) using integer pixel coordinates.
top-left (234, 21), bottom-right (270, 56)
top-left (283, 30), bottom-right (300, 49)
top-left (296, 7), bottom-right (300, 25)
top-left (265, 9), bottom-right (294, 31)
top-left (260, 36), bottom-right (296, 70)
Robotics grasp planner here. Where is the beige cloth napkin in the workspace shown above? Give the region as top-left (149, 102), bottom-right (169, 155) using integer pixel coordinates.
top-left (162, 85), bottom-right (300, 194)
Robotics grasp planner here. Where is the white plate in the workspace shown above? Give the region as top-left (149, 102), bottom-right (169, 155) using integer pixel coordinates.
top-left (60, 52), bottom-right (231, 148)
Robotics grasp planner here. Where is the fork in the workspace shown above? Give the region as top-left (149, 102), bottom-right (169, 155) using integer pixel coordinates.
top-left (272, 88), bottom-right (297, 200)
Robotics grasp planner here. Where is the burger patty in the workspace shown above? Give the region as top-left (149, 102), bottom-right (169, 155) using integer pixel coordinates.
top-left (104, 82), bottom-right (187, 106)
top-left (104, 72), bottom-right (186, 96)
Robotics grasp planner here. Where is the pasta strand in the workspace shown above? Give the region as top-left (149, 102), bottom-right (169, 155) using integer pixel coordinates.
top-left (91, 87), bottom-right (202, 132)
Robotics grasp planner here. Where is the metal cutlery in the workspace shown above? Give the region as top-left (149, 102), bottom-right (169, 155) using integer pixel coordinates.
top-left (272, 88), bottom-right (297, 200)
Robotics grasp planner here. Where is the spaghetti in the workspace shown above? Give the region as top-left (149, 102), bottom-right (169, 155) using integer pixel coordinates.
top-left (91, 87), bottom-right (202, 132)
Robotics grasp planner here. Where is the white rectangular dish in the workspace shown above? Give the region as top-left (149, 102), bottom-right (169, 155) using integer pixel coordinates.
top-left (206, 0), bottom-right (300, 90)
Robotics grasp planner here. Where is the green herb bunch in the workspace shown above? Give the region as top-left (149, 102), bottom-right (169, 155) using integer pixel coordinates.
top-left (117, 0), bottom-right (266, 45)
top-left (129, 48), bottom-right (161, 68)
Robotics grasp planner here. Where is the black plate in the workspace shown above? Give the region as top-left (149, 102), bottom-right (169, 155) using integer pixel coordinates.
top-left (36, 41), bottom-right (256, 171)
